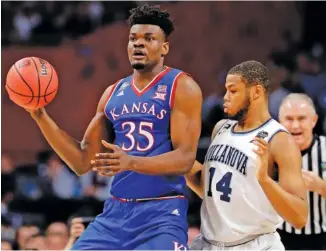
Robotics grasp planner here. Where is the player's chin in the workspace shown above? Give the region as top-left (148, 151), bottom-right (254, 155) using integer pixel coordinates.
top-left (223, 108), bottom-right (233, 117)
top-left (225, 111), bottom-right (237, 119)
top-left (131, 62), bottom-right (146, 70)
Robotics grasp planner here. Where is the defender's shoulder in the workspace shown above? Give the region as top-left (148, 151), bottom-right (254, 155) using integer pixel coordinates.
top-left (270, 119), bottom-right (289, 131)
top-left (265, 119), bottom-right (289, 143)
top-left (211, 119), bottom-right (234, 141)
top-left (269, 128), bottom-right (299, 157)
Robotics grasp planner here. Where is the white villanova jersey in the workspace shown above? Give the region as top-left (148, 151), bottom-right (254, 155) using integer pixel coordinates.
top-left (200, 118), bottom-right (288, 243)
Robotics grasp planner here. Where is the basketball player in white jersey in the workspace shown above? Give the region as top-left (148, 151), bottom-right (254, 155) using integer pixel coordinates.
top-left (186, 60), bottom-right (308, 250)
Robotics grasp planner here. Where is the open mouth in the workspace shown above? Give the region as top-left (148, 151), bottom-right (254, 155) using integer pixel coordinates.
top-left (133, 51), bottom-right (146, 58)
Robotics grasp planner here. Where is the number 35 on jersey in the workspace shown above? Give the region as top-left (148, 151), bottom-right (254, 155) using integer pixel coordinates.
top-left (121, 121), bottom-right (154, 152)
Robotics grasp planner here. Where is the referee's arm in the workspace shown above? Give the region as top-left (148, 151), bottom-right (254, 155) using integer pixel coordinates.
top-left (302, 169), bottom-right (326, 198)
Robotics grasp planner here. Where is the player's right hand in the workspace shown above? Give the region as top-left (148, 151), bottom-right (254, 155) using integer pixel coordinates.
top-left (25, 107), bottom-right (46, 120)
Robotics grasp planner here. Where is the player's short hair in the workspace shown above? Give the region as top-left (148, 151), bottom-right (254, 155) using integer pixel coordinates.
top-left (228, 60), bottom-right (270, 94)
top-left (280, 93), bottom-right (316, 114)
top-left (127, 4), bottom-right (175, 38)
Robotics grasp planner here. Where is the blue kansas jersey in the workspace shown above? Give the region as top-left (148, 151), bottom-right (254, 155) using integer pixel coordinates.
top-left (104, 67), bottom-right (187, 199)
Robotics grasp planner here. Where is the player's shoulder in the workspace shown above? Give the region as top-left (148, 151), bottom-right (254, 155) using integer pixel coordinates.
top-left (172, 70), bottom-right (202, 108)
top-left (167, 66), bottom-right (184, 73)
top-left (268, 121), bottom-right (297, 156)
top-left (176, 74), bottom-right (200, 91)
top-left (269, 129), bottom-right (302, 168)
top-left (98, 79), bottom-right (125, 111)
top-left (103, 79), bottom-right (124, 97)
top-left (262, 119), bottom-right (290, 143)
top-left (173, 68), bottom-right (201, 95)
top-left (268, 119), bottom-right (289, 132)
top-left (211, 119), bottom-right (237, 141)
top-left (107, 77), bottom-right (128, 90)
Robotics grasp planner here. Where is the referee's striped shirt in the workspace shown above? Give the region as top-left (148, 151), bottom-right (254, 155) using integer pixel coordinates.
top-left (278, 134), bottom-right (326, 235)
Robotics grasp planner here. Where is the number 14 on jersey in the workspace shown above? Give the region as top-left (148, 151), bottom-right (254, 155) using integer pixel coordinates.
top-left (207, 168), bottom-right (233, 202)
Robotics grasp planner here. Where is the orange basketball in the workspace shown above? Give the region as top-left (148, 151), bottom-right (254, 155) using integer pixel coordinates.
top-left (5, 57), bottom-right (59, 110)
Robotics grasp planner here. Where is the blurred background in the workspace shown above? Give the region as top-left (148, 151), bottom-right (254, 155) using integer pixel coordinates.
top-left (1, 1), bottom-right (326, 250)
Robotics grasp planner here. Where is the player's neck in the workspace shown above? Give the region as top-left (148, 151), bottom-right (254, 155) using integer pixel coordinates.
top-left (236, 105), bottom-right (271, 131)
top-left (133, 64), bottom-right (166, 89)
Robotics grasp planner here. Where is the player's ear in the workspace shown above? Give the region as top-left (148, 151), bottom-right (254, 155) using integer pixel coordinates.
top-left (252, 85), bottom-right (264, 100)
top-left (162, 42), bottom-right (169, 57)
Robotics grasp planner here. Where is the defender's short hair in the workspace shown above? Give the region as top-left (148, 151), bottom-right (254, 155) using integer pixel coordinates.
top-left (127, 4), bottom-right (175, 38)
top-left (228, 60), bottom-right (270, 93)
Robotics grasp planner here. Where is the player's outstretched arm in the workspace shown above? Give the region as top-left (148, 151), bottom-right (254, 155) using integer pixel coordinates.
top-left (253, 132), bottom-right (308, 229)
top-left (29, 85), bottom-right (115, 176)
top-left (185, 119), bottom-right (228, 199)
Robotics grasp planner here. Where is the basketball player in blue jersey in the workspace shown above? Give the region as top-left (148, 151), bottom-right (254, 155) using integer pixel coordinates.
top-left (26, 5), bottom-right (202, 250)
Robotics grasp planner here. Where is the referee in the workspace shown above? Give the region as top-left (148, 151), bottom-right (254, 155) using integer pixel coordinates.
top-left (278, 93), bottom-right (326, 250)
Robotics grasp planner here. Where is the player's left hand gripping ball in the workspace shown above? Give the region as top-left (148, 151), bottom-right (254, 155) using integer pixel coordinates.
top-left (92, 140), bottom-right (134, 177)
top-left (252, 137), bottom-right (270, 182)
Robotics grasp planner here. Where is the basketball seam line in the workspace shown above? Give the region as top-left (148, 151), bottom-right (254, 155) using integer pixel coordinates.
top-left (13, 63), bottom-right (34, 105)
top-left (6, 84), bottom-right (57, 98)
top-left (31, 57), bottom-right (41, 108)
top-left (44, 64), bottom-right (54, 103)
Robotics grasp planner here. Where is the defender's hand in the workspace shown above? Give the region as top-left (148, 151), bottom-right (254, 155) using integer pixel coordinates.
top-left (302, 170), bottom-right (325, 194)
top-left (252, 137), bottom-right (269, 182)
top-left (91, 140), bottom-right (134, 177)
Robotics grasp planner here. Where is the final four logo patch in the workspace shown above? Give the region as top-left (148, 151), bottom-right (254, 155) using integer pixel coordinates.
top-left (250, 130), bottom-right (269, 143)
top-left (256, 130), bottom-right (269, 139)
